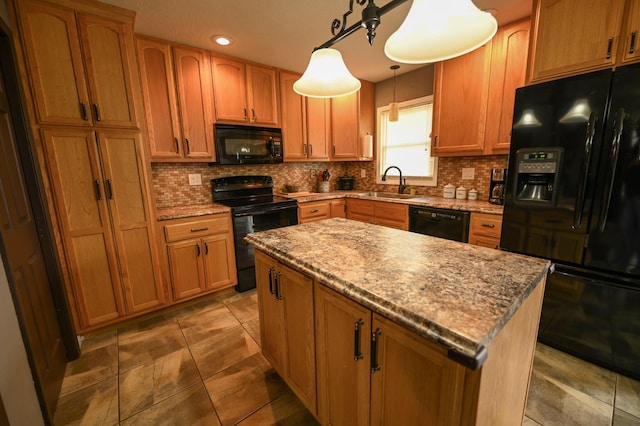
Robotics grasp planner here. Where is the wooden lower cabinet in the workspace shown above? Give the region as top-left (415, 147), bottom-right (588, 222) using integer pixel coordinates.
top-left (298, 198), bottom-right (346, 223)
top-left (255, 250), bottom-right (316, 413)
top-left (469, 213), bottom-right (503, 249)
top-left (162, 214), bottom-right (236, 301)
top-left (346, 199), bottom-right (408, 230)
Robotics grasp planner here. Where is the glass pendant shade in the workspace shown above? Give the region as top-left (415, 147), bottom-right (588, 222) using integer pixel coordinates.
top-left (389, 102), bottom-right (399, 122)
top-left (384, 0), bottom-right (498, 64)
top-left (293, 48), bottom-right (361, 98)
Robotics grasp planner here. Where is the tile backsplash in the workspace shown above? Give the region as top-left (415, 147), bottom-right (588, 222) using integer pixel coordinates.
top-left (151, 155), bottom-right (508, 209)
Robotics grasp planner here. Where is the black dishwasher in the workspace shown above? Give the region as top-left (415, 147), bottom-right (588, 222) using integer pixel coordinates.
top-left (409, 206), bottom-right (470, 242)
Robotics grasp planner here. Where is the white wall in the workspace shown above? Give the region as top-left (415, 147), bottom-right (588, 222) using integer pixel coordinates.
top-left (0, 0), bottom-right (46, 424)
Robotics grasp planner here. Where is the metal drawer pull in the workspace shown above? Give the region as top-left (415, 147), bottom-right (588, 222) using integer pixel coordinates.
top-left (196, 243), bottom-right (201, 256)
top-left (174, 138), bottom-right (179, 153)
top-left (481, 223), bottom-right (495, 228)
top-left (81, 103), bottom-right (88, 121)
top-left (606, 37), bottom-right (614, 59)
top-left (95, 179), bottom-right (102, 200)
top-left (310, 209), bottom-right (320, 213)
top-left (275, 271), bottom-right (283, 300)
top-left (268, 267), bottom-right (275, 294)
top-left (93, 104), bottom-right (101, 122)
top-left (106, 179), bottom-right (114, 199)
top-left (370, 328), bottom-right (382, 374)
top-left (354, 319), bottom-right (364, 361)
top-left (205, 242), bottom-right (209, 255)
top-left (185, 138), bottom-right (190, 154)
top-left (190, 227), bottom-right (209, 232)
top-left (630, 31), bottom-right (637, 54)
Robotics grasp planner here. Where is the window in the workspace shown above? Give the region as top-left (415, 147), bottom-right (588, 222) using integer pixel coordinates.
top-left (376, 96), bottom-right (437, 186)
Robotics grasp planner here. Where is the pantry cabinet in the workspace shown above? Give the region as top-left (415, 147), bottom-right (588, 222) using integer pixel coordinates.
top-left (211, 55), bottom-right (279, 127)
top-left (330, 81), bottom-right (374, 161)
top-left (16, 0), bottom-right (138, 128)
top-left (279, 71), bottom-right (330, 161)
top-left (255, 251), bottom-right (316, 414)
top-left (346, 199), bottom-right (408, 230)
top-left (527, 0), bottom-right (635, 83)
top-left (162, 214), bottom-right (236, 301)
top-left (136, 37), bottom-right (214, 161)
top-left (41, 128), bottom-right (164, 328)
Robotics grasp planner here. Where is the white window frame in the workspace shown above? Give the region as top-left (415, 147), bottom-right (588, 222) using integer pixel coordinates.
top-left (376, 95), bottom-right (438, 187)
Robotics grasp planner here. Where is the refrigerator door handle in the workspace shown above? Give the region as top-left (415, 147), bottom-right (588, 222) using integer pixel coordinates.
top-left (599, 108), bottom-right (624, 231)
top-left (573, 112), bottom-right (597, 229)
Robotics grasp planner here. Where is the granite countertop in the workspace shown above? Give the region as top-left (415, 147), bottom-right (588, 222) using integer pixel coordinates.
top-left (282, 191), bottom-right (504, 215)
top-left (156, 203), bottom-right (231, 221)
top-left (244, 218), bottom-right (549, 363)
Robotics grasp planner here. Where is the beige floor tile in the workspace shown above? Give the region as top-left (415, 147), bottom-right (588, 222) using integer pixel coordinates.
top-left (117, 313), bottom-right (177, 343)
top-left (172, 296), bottom-right (226, 321)
top-left (78, 330), bottom-right (117, 353)
top-left (204, 353), bottom-right (289, 425)
top-left (178, 303), bottom-right (242, 346)
top-left (54, 377), bottom-right (118, 426)
top-left (120, 382), bottom-right (220, 426)
top-left (119, 348), bottom-right (201, 420)
top-left (225, 292), bottom-right (259, 323)
top-left (242, 317), bottom-right (261, 347)
top-left (190, 325), bottom-right (260, 379)
top-left (59, 344), bottom-right (118, 396)
top-left (236, 390), bottom-right (319, 425)
top-left (613, 408), bottom-right (640, 425)
top-left (118, 321), bottom-right (187, 373)
top-left (615, 375), bottom-right (640, 419)
top-left (522, 416), bottom-right (542, 425)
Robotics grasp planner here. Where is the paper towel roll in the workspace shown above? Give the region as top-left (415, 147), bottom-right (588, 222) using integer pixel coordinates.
top-left (362, 133), bottom-right (373, 158)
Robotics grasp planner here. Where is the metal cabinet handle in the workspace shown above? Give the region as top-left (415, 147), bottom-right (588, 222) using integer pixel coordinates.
top-left (106, 178), bottom-right (114, 199)
top-left (599, 108), bottom-right (624, 231)
top-left (251, 108), bottom-right (256, 122)
top-left (174, 138), bottom-right (179, 153)
top-left (481, 223), bottom-right (495, 228)
top-left (630, 31), bottom-right (638, 54)
top-left (332, 145), bottom-right (336, 156)
top-left (433, 135), bottom-right (438, 149)
top-left (573, 112), bottom-right (596, 229)
top-left (275, 271), bottom-right (283, 300)
top-left (204, 242), bottom-right (209, 255)
top-left (81, 103), bottom-right (88, 121)
top-left (93, 104), bottom-right (101, 122)
top-left (190, 227), bottom-right (209, 232)
top-left (606, 37), bottom-right (614, 59)
top-left (309, 144), bottom-right (313, 156)
top-left (95, 179), bottom-right (102, 200)
top-left (268, 267), bottom-right (275, 295)
top-left (185, 138), bottom-right (190, 154)
top-left (196, 243), bottom-right (201, 256)
top-left (370, 328), bottom-right (382, 374)
top-left (303, 143), bottom-right (307, 155)
top-left (354, 319), bottom-right (364, 361)
top-left (310, 209), bottom-right (320, 213)
top-left (243, 108), bottom-right (247, 120)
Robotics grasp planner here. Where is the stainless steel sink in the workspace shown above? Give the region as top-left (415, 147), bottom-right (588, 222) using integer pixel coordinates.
top-left (357, 192), bottom-right (417, 199)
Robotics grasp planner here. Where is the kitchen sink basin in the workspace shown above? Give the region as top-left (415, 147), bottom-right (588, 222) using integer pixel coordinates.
top-left (358, 192), bottom-right (418, 199)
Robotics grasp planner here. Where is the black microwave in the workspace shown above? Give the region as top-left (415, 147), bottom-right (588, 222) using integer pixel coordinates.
top-left (215, 124), bottom-right (283, 164)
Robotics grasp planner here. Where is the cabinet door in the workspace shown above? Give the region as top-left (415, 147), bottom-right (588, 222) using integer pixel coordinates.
top-left (136, 37), bottom-right (182, 159)
top-left (167, 239), bottom-right (206, 300)
top-left (212, 56), bottom-right (248, 123)
top-left (202, 233), bottom-right (237, 292)
top-left (529, 0), bottom-right (626, 82)
top-left (77, 13), bottom-right (138, 128)
top-left (279, 71), bottom-right (307, 160)
top-left (173, 46), bottom-right (214, 159)
top-left (346, 199), bottom-right (375, 224)
top-left (370, 314), bottom-right (466, 426)
top-left (331, 92), bottom-right (360, 160)
top-left (620, 0), bottom-right (640, 64)
top-left (485, 19), bottom-right (530, 154)
top-left (374, 202), bottom-right (408, 230)
top-left (41, 129), bottom-right (124, 327)
top-left (432, 41), bottom-right (492, 156)
top-left (17, 0), bottom-right (90, 126)
top-left (247, 64), bottom-right (279, 127)
top-left (279, 262), bottom-right (316, 414)
top-left (315, 284), bottom-right (370, 426)
top-left (329, 199), bottom-right (346, 218)
top-left (97, 131), bottom-right (164, 313)
top-left (307, 97), bottom-right (330, 160)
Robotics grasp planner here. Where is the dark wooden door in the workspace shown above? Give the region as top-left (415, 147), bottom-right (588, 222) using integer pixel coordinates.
top-left (0, 28), bottom-right (75, 422)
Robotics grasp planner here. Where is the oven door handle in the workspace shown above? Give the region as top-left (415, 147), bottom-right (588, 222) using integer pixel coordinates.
top-left (233, 205), bottom-right (297, 217)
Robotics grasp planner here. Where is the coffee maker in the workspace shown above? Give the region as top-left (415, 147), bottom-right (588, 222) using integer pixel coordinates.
top-left (489, 168), bottom-right (507, 205)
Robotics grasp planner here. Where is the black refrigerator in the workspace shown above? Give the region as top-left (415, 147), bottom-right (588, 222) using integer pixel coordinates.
top-left (501, 63), bottom-right (640, 380)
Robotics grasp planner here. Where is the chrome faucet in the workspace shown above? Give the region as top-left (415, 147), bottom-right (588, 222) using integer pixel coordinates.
top-left (382, 166), bottom-right (407, 194)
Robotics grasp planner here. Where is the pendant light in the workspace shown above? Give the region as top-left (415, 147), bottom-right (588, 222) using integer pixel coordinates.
top-left (384, 0), bottom-right (498, 63)
top-left (293, 48), bottom-right (361, 98)
top-left (389, 65), bottom-right (400, 122)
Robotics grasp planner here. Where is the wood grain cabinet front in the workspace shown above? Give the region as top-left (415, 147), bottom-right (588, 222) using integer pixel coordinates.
top-left (136, 37), bottom-right (214, 161)
top-left (162, 214), bottom-right (237, 301)
top-left (16, 0), bottom-right (138, 128)
top-left (298, 199), bottom-right (346, 223)
top-left (346, 199), bottom-right (408, 230)
top-left (469, 212), bottom-right (503, 249)
top-left (330, 81), bottom-right (375, 161)
top-left (211, 55), bottom-right (279, 127)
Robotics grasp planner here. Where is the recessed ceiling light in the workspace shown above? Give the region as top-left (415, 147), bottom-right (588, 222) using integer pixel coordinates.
top-left (212, 35), bottom-right (232, 46)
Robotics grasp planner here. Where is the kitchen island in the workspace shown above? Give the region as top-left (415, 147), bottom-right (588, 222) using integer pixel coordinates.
top-left (245, 218), bottom-right (550, 426)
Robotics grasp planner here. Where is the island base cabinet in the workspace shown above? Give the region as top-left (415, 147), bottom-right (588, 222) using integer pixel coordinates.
top-left (255, 250), bottom-right (317, 415)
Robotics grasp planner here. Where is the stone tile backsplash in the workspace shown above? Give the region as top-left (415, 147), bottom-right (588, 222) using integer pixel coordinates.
top-left (151, 155), bottom-right (508, 208)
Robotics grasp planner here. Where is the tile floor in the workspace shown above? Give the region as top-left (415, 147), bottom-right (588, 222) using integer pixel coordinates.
top-left (54, 288), bottom-right (640, 425)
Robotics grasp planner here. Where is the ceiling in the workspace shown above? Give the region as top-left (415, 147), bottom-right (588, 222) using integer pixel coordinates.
top-left (102, 0), bottom-right (532, 83)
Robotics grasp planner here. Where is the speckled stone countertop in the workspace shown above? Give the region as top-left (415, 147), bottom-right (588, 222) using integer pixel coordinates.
top-left (244, 218), bottom-right (549, 362)
top-left (281, 191), bottom-right (504, 215)
top-left (156, 203), bottom-right (230, 221)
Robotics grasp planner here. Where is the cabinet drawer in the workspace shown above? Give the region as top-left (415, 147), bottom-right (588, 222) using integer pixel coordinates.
top-left (373, 202), bottom-right (408, 223)
top-left (470, 213), bottom-right (502, 238)
top-left (347, 199), bottom-right (375, 216)
top-left (164, 216), bottom-right (229, 242)
top-left (299, 201), bottom-right (330, 222)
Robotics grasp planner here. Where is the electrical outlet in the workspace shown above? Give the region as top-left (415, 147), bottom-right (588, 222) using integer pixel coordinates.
top-left (188, 173), bottom-right (202, 185)
top-left (461, 167), bottom-right (475, 180)
top-left (360, 169), bottom-right (366, 178)
top-left (310, 169), bottom-right (316, 179)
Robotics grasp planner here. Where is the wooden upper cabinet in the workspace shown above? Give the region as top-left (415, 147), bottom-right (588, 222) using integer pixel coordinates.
top-left (212, 55), bottom-right (279, 127)
top-left (485, 19), bottom-right (531, 154)
top-left (16, 0), bottom-right (138, 128)
top-left (330, 81), bottom-right (375, 161)
top-left (619, 0), bottom-right (640, 64)
top-left (173, 45), bottom-right (215, 159)
top-left (528, 0), bottom-right (628, 83)
top-left (432, 40), bottom-right (493, 156)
